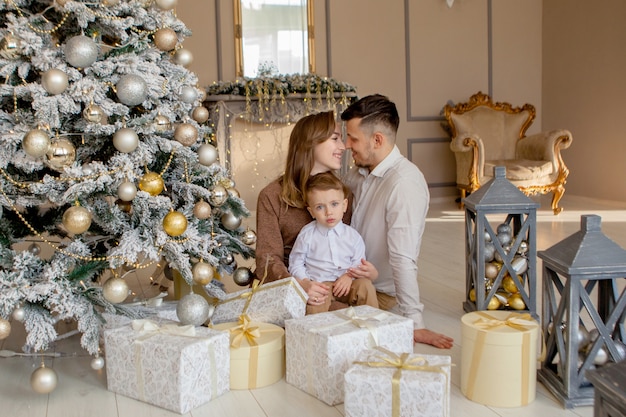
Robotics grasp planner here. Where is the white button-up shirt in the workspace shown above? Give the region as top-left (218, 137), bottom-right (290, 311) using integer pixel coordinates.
top-left (288, 220), bottom-right (366, 283)
top-left (343, 146), bottom-right (429, 329)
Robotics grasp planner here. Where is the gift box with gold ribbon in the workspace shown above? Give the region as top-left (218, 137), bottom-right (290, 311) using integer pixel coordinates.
top-left (285, 305), bottom-right (414, 406)
top-left (104, 319), bottom-right (230, 414)
top-left (344, 347), bottom-right (451, 417)
top-left (461, 310), bottom-right (539, 407)
top-left (212, 315), bottom-right (285, 390)
top-left (212, 276), bottom-right (307, 326)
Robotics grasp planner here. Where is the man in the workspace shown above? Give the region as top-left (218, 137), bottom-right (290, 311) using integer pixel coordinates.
top-left (341, 94), bottom-right (453, 349)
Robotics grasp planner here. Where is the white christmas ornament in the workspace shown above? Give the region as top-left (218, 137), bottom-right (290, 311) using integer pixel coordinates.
top-left (113, 128), bottom-right (139, 153)
top-left (22, 129), bottom-right (51, 157)
top-left (180, 85), bottom-right (197, 103)
top-left (172, 48), bottom-right (193, 67)
top-left (117, 181), bottom-right (137, 201)
top-left (197, 143), bottom-right (218, 166)
top-left (41, 68), bottom-right (68, 95)
top-left (64, 35), bottom-right (99, 68)
top-left (102, 277), bottom-right (129, 303)
top-left (31, 365), bottom-right (58, 394)
top-left (155, 0), bottom-right (178, 10)
top-left (90, 356), bottom-right (105, 370)
top-left (116, 74), bottom-right (147, 106)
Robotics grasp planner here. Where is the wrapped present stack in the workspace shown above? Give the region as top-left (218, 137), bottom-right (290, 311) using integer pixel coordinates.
top-left (104, 319), bottom-right (230, 414)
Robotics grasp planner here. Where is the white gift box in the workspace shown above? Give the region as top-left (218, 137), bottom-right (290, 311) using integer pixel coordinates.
top-left (212, 277), bottom-right (307, 326)
top-left (344, 348), bottom-right (451, 417)
top-left (285, 305), bottom-right (414, 405)
top-left (104, 319), bottom-right (230, 414)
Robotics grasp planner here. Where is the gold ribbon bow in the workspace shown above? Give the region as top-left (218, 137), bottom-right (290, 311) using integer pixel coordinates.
top-left (472, 311), bottom-right (536, 332)
top-left (355, 347), bottom-right (450, 417)
top-left (229, 314), bottom-right (261, 348)
top-left (132, 319), bottom-right (197, 340)
top-left (311, 306), bottom-right (388, 346)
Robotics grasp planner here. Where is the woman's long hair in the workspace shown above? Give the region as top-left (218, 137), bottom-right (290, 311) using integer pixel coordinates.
top-left (280, 111), bottom-right (336, 209)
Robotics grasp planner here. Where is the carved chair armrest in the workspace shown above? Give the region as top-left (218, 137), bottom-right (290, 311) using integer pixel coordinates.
top-left (517, 130), bottom-right (573, 171)
top-left (450, 132), bottom-right (486, 183)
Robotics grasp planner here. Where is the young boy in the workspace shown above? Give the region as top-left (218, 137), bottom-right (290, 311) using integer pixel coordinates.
top-left (288, 172), bottom-right (378, 314)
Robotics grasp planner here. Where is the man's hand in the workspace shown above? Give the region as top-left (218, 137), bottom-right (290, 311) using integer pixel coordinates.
top-left (347, 258), bottom-right (378, 281)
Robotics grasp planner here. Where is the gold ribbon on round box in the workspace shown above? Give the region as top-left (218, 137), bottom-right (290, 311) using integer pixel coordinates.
top-left (461, 311), bottom-right (539, 407)
top-left (212, 315), bottom-right (285, 390)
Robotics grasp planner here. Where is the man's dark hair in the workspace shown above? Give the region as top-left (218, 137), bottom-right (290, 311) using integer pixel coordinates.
top-left (341, 94), bottom-right (399, 134)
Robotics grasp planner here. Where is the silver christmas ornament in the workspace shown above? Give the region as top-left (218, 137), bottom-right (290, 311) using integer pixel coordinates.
top-left (12, 306), bottom-right (25, 322)
top-left (102, 277), bottom-right (129, 303)
top-left (155, 0), bottom-right (178, 10)
top-left (28, 243), bottom-right (41, 255)
top-left (241, 228), bottom-right (257, 245)
top-left (41, 68), bottom-right (68, 95)
top-left (46, 139), bottom-right (76, 171)
top-left (191, 106), bottom-right (209, 123)
top-left (484, 241), bottom-right (495, 262)
top-left (83, 103), bottom-right (106, 123)
top-left (22, 129), bottom-right (51, 157)
top-left (31, 365), bottom-right (58, 394)
top-left (0, 33), bottom-right (21, 59)
top-left (153, 27), bottom-right (178, 51)
top-left (113, 128), bottom-right (139, 153)
top-left (176, 293), bottom-right (210, 326)
top-left (193, 200), bottom-right (212, 219)
top-left (221, 211), bottom-right (242, 231)
top-left (172, 48), bottom-right (193, 67)
top-left (90, 356), bottom-right (105, 370)
top-left (221, 253), bottom-right (235, 266)
top-left (116, 74), bottom-right (148, 106)
top-left (174, 123), bottom-right (198, 146)
top-left (180, 85), bottom-right (197, 103)
top-left (517, 240), bottom-right (529, 255)
top-left (64, 35), bottom-right (99, 68)
top-left (233, 267), bottom-right (253, 286)
top-left (497, 223), bottom-right (512, 235)
top-left (117, 181), bottom-right (137, 201)
top-left (154, 114), bottom-right (171, 132)
top-left (82, 162), bottom-right (96, 175)
top-left (192, 261), bottom-right (214, 285)
top-left (209, 185), bottom-right (228, 207)
top-left (197, 143), bottom-right (218, 166)
top-left (592, 345), bottom-right (609, 366)
top-left (497, 231), bottom-right (512, 246)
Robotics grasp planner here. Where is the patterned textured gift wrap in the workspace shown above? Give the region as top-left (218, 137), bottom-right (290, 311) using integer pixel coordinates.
top-left (213, 315), bottom-right (285, 389)
top-left (212, 277), bottom-right (307, 326)
top-left (461, 310), bottom-right (539, 407)
top-left (104, 319), bottom-right (230, 414)
top-left (285, 305), bottom-right (414, 405)
top-left (344, 347), bottom-right (451, 417)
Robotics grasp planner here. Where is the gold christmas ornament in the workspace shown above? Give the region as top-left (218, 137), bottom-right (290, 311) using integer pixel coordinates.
top-left (172, 48), bottom-right (193, 67)
top-left (154, 114), bottom-right (171, 132)
top-left (191, 106), bottom-right (209, 123)
top-left (174, 123), bottom-right (198, 146)
top-left (115, 199), bottom-right (132, 213)
top-left (138, 171), bottom-right (164, 196)
top-left (163, 210), bottom-right (188, 236)
top-left (0, 33), bottom-right (21, 59)
top-left (41, 68), bottom-right (68, 95)
top-left (102, 277), bottom-right (129, 303)
top-left (22, 129), bottom-right (51, 157)
top-left (31, 365), bottom-right (58, 394)
top-left (193, 200), bottom-right (212, 219)
top-left (507, 293), bottom-right (526, 310)
top-left (62, 204), bottom-right (92, 234)
top-left (83, 103), bottom-right (106, 123)
top-left (153, 27), bottom-right (178, 51)
top-left (101, 0), bottom-right (120, 5)
top-left (113, 127), bottom-right (139, 153)
top-left (502, 275), bottom-right (521, 294)
top-left (192, 260), bottom-right (214, 285)
top-left (209, 185), bottom-right (228, 206)
top-left (468, 288), bottom-right (476, 302)
top-left (155, 0), bottom-right (178, 10)
top-left (241, 228), bottom-right (257, 245)
top-left (0, 318), bottom-right (11, 340)
top-left (197, 143), bottom-right (218, 166)
top-left (486, 296), bottom-right (501, 310)
top-left (45, 138), bottom-right (76, 171)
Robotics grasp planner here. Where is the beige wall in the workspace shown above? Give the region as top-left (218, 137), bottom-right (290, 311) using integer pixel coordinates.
top-left (543, 0), bottom-right (626, 203)
top-left (179, 0), bottom-right (565, 205)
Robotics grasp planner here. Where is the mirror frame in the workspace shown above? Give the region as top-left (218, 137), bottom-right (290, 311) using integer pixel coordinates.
top-left (234, 0), bottom-right (316, 77)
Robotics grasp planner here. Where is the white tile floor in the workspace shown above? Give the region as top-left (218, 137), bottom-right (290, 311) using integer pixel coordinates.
top-left (2, 194), bottom-right (626, 417)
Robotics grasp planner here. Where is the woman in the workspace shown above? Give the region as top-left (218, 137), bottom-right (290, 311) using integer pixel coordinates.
top-left (255, 110), bottom-right (377, 308)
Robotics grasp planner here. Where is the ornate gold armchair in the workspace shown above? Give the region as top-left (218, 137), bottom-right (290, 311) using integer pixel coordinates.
top-left (443, 92), bottom-right (573, 214)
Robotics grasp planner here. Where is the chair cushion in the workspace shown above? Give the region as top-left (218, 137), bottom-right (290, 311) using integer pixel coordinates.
top-left (485, 159), bottom-right (553, 181)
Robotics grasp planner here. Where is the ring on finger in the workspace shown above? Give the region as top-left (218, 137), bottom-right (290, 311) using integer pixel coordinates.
top-left (314, 297), bottom-right (318, 302)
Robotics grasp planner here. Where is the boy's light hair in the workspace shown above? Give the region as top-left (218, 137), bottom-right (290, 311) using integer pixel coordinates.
top-left (304, 172), bottom-right (348, 206)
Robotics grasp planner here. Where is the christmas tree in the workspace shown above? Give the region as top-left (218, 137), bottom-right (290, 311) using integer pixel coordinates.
top-left (0, 0), bottom-right (254, 372)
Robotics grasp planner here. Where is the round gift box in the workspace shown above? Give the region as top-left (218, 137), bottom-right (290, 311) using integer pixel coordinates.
top-left (213, 321), bottom-right (285, 390)
top-left (461, 310), bottom-right (539, 407)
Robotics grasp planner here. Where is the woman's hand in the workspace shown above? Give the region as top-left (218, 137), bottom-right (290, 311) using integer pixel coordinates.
top-left (299, 278), bottom-right (330, 305)
top-left (347, 259), bottom-right (378, 281)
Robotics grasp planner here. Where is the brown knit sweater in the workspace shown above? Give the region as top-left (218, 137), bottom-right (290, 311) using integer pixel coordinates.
top-left (255, 179), bottom-right (352, 282)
